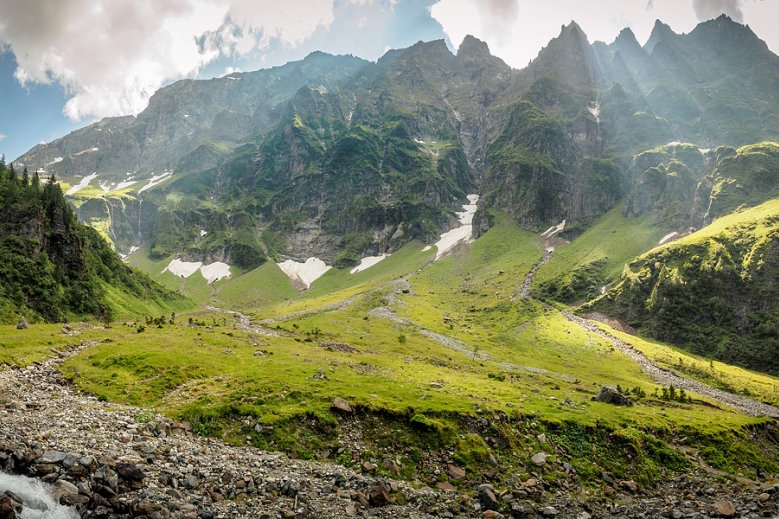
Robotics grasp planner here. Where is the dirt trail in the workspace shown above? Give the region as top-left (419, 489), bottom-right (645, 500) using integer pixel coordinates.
top-left (520, 250), bottom-right (779, 419)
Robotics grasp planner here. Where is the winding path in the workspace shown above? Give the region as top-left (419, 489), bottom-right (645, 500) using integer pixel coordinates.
top-left (521, 250), bottom-right (779, 419)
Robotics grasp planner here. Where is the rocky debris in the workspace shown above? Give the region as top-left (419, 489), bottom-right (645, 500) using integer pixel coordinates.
top-left (563, 308), bottom-right (779, 418)
top-left (15, 317), bottom-right (29, 330)
top-left (592, 386), bottom-right (633, 406)
top-left (331, 397), bottom-right (354, 415)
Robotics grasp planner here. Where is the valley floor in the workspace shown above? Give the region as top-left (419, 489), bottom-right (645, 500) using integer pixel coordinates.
top-left (2, 339), bottom-right (779, 519)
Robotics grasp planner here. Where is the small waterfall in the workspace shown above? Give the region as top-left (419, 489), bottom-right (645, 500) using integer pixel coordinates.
top-left (137, 198), bottom-right (143, 245)
top-left (0, 472), bottom-right (80, 519)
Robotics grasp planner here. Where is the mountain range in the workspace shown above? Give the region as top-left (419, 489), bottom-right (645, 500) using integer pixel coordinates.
top-left (10, 14), bottom-right (779, 373)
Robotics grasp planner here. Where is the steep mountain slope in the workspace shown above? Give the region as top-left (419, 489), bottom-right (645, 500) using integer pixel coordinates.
top-left (0, 161), bottom-right (188, 323)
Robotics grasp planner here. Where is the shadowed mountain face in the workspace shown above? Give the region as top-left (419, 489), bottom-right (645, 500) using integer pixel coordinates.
top-left (14, 16), bottom-right (779, 268)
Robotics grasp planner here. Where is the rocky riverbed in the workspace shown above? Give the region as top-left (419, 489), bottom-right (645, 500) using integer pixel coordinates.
top-left (1, 342), bottom-right (779, 519)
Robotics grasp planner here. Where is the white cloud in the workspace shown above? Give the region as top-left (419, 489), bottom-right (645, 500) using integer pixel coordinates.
top-left (692, 0), bottom-right (744, 22)
top-left (0, 133), bottom-right (5, 142)
top-left (220, 66), bottom-right (243, 76)
top-left (0, 1), bottom-right (335, 121)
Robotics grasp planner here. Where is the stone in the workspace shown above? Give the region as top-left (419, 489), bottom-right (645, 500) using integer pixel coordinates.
top-left (16, 317), bottom-right (29, 330)
top-left (577, 513), bottom-right (592, 519)
top-left (51, 480), bottom-right (79, 502)
top-left (592, 386), bottom-right (632, 406)
top-left (542, 507), bottom-right (558, 516)
top-left (758, 493), bottom-right (771, 503)
top-left (383, 458), bottom-right (400, 477)
top-left (531, 452), bottom-right (547, 466)
top-left (37, 451), bottom-right (68, 464)
top-left (482, 511), bottom-right (504, 519)
top-left (480, 488), bottom-right (499, 511)
top-left (330, 397), bottom-right (353, 416)
top-left (60, 493), bottom-right (90, 507)
top-left (369, 482), bottom-right (393, 506)
top-left (116, 462), bottom-right (145, 480)
top-left (713, 500), bottom-right (737, 517)
top-left (537, 433), bottom-right (546, 443)
top-left (436, 482), bottom-right (458, 492)
top-left (183, 474), bottom-right (200, 489)
top-left (601, 471), bottom-right (614, 485)
top-left (621, 480), bottom-right (638, 493)
top-left (447, 464), bottom-right (466, 480)
top-left (361, 462), bottom-right (377, 472)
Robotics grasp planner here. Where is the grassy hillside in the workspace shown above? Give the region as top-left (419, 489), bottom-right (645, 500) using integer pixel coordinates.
top-left (0, 163), bottom-right (189, 323)
top-left (587, 198), bottom-right (779, 373)
top-left (532, 203), bottom-right (671, 303)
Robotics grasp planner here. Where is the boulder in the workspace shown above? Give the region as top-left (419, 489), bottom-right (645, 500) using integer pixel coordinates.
top-left (52, 480), bottom-right (79, 502)
top-left (531, 452), bottom-right (548, 466)
top-left (447, 464), bottom-right (466, 480)
top-left (16, 317), bottom-right (29, 330)
top-left (592, 386), bottom-right (632, 406)
top-left (369, 482), bottom-right (392, 506)
top-left (330, 397), bottom-right (353, 416)
top-left (436, 481), bottom-right (458, 492)
top-left (713, 500), bottom-right (737, 517)
top-left (116, 462), bottom-right (145, 481)
top-left (480, 487), bottom-right (499, 511)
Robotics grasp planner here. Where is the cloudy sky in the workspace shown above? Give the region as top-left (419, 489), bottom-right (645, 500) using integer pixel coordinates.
top-left (0, 0), bottom-right (777, 161)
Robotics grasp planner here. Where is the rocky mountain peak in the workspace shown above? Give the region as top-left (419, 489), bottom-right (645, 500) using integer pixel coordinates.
top-left (643, 19), bottom-right (678, 53)
top-left (457, 35), bottom-right (491, 59)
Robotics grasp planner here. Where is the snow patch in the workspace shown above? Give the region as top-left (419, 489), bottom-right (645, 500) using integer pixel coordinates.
top-left (120, 246), bottom-right (139, 260)
top-left (139, 170), bottom-right (173, 193)
top-left (162, 259), bottom-right (202, 278)
top-left (698, 148), bottom-right (711, 154)
top-left (114, 178), bottom-right (137, 191)
top-left (421, 245), bottom-right (432, 252)
top-left (588, 101), bottom-right (601, 123)
top-left (658, 232), bottom-right (679, 245)
top-left (200, 230), bottom-right (207, 237)
top-left (540, 220), bottom-right (566, 239)
top-left (433, 194), bottom-right (479, 260)
top-left (667, 141), bottom-right (681, 146)
top-left (350, 254), bottom-right (388, 274)
top-left (278, 257), bottom-right (331, 289)
top-left (200, 262), bottom-right (231, 284)
top-left (65, 172), bottom-right (98, 196)
top-left (99, 181), bottom-right (110, 193)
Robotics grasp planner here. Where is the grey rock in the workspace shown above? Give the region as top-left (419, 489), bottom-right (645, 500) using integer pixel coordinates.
top-left (37, 451), bottom-right (68, 464)
top-left (52, 479), bottom-right (79, 502)
top-left (592, 386), bottom-right (632, 406)
top-left (16, 317), bottom-right (29, 330)
top-left (330, 397), bottom-right (353, 416)
top-left (531, 452), bottom-right (548, 466)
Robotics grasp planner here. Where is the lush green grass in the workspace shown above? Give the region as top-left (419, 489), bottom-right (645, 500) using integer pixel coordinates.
top-left (215, 261), bottom-right (299, 310)
top-left (257, 240), bottom-right (435, 318)
top-left (533, 202), bottom-right (671, 302)
top-left (3, 209), bottom-right (776, 484)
